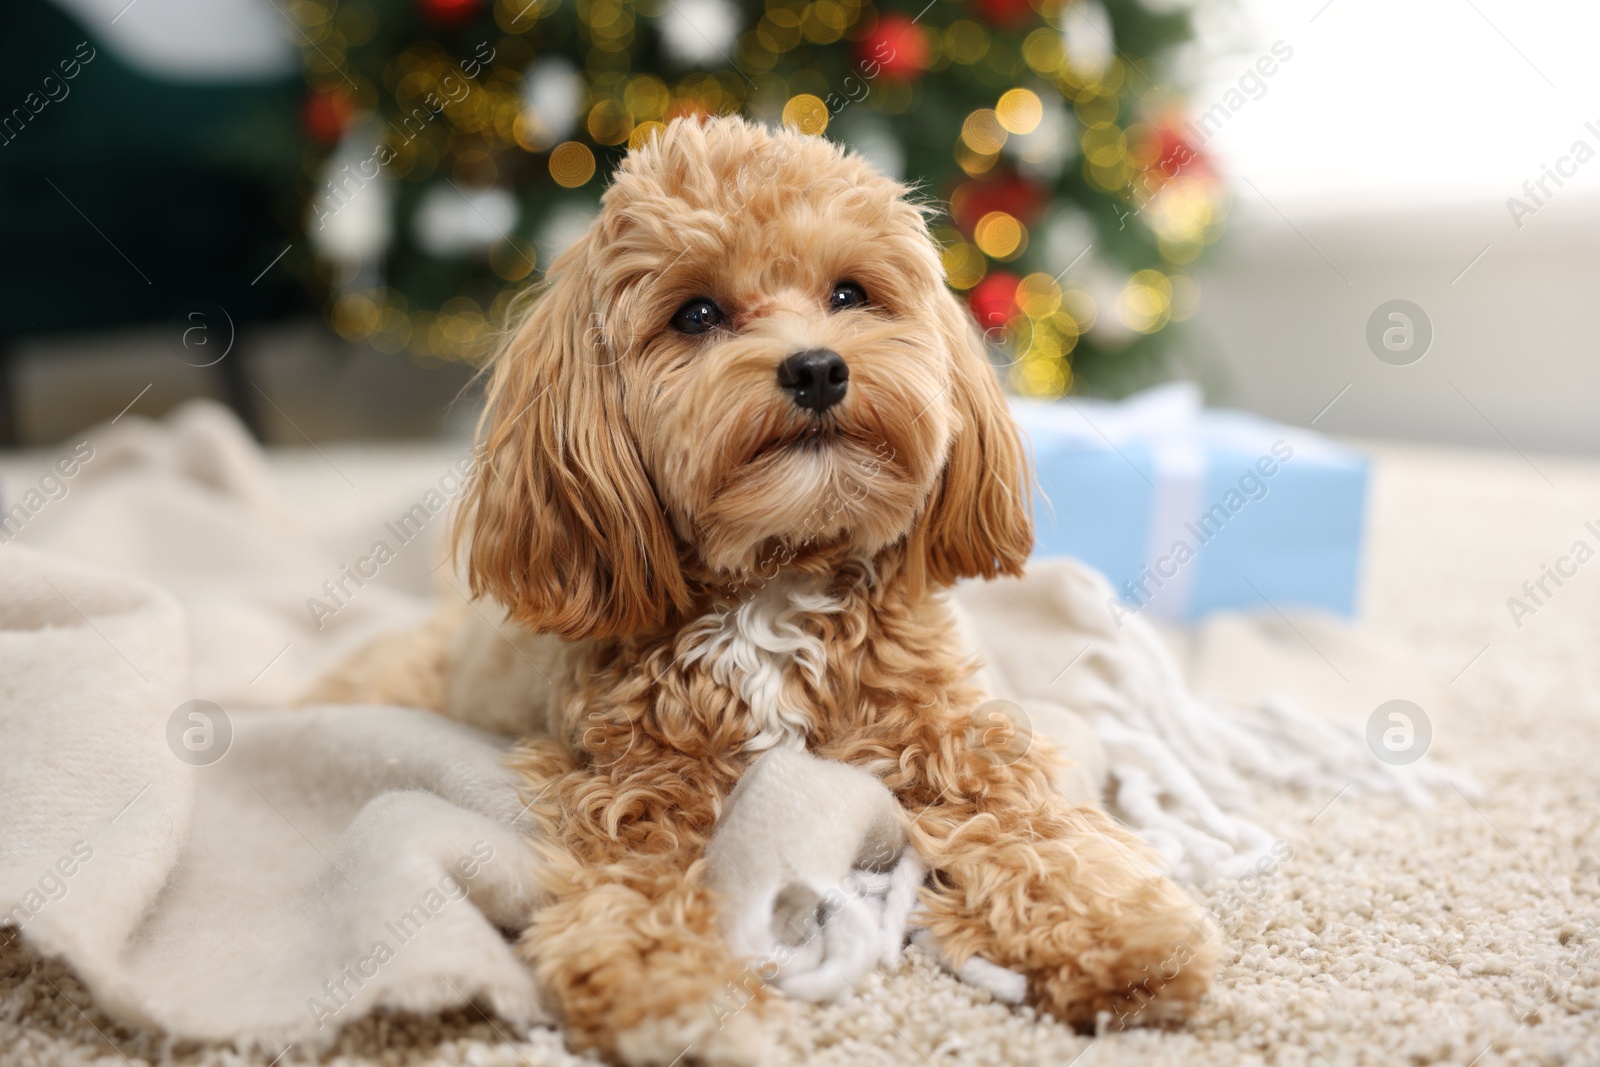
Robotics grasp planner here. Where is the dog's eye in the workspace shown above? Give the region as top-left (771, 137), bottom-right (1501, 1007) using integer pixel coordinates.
top-left (828, 282), bottom-right (868, 312)
top-left (670, 298), bottom-right (724, 335)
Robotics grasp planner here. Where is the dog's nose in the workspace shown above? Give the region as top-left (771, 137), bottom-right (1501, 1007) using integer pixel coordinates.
top-left (778, 349), bottom-right (849, 414)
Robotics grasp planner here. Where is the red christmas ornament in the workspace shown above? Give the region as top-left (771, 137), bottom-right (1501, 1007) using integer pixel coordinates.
top-left (950, 174), bottom-right (1048, 234)
top-left (973, 0), bottom-right (1037, 30)
top-left (860, 14), bottom-right (930, 80)
top-left (419, 0), bottom-right (479, 26)
top-left (969, 271), bottom-right (1021, 331)
top-left (302, 89), bottom-right (352, 145)
top-left (1146, 119), bottom-right (1211, 190)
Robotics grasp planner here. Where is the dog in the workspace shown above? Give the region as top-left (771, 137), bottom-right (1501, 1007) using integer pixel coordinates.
top-left (312, 115), bottom-right (1216, 1065)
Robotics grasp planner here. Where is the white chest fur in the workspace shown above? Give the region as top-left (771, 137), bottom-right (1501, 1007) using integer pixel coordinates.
top-left (680, 575), bottom-right (843, 754)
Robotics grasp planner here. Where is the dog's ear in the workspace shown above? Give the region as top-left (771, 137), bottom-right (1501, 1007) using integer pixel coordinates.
top-left (457, 243), bottom-right (692, 639)
top-left (910, 287), bottom-right (1034, 586)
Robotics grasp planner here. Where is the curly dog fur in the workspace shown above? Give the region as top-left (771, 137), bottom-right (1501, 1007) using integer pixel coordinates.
top-left (313, 115), bottom-right (1216, 1065)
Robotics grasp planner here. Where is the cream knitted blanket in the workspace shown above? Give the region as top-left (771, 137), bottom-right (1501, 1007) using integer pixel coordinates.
top-left (0, 401), bottom-right (1453, 1052)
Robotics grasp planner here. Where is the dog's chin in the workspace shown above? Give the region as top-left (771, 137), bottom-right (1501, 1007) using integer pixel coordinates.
top-left (693, 433), bottom-right (930, 578)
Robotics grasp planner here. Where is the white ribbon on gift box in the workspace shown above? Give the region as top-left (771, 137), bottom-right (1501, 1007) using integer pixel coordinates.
top-left (1010, 382), bottom-right (1355, 621)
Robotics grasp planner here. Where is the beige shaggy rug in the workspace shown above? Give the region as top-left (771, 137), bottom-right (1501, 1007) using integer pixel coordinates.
top-left (3, 438), bottom-right (1598, 1067)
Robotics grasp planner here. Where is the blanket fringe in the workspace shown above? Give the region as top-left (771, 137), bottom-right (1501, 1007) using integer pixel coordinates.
top-left (1088, 607), bottom-right (1472, 882)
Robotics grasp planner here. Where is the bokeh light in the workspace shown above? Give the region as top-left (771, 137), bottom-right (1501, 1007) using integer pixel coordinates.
top-left (549, 141), bottom-right (596, 187)
top-left (974, 211), bottom-right (1025, 259)
top-left (995, 89), bottom-right (1042, 134)
top-left (1117, 269), bottom-right (1174, 334)
top-left (781, 93), bottom-right (829, 135)
top-left (288, 0), bottom-right (1219, 376)
top-left (962, 108), bottom-right (1008, 154)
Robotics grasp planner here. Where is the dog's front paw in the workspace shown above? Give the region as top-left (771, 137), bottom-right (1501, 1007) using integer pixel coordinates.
top-left (1022, 836), bottom-right (1220, 1029)
top-left (528, 877), bottom-right (787, 1067)
top-left (550, 957), bottom-right (785, 1067)
top-left (918, 805), bottom-right (1220, 1029)
top-left (1025, 902), bottom-right (1218, 1029)
top-left (612, 998), bottom-right (781, 1067)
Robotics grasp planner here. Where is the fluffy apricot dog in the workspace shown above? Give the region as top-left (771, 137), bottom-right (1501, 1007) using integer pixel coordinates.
top-left (317, 115), bottom-right (1215, 1064)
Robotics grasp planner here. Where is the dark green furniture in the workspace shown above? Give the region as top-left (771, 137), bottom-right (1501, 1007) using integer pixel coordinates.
top-left (0, 0), bottom-right (311, 443)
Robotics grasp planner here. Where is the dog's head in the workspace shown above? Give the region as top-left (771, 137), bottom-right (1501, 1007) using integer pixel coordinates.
top-left (460, 116), bottom-right (1031, 639)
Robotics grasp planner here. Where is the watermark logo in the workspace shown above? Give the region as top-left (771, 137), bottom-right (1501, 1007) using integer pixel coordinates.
top-left (970, 699), bottom-right (1034, 768)
top-left (1184, 41), bottom-right (1295, 148)
top-left (1, 41), bottom-right (96, 147)
top-left (305, 840), bottom-right (495, 1029)
top-left (306, 452), bottom-right (478, 630)
top-left (4, 841), bottom-right (94, 930)
top-left (1365, 699), bottom-right (1431, 766)
top-left (583, 311), bottom-right (624, 366)
top-left (1107, 440), bottom-right (1296, 626)
top-left (167, 699), bottom-right (233, 766)
top-left (310, 42), bottom-right (495, 233)
top-left (0, 440), bottom-right (95, 545)
top-left (1365, 300), bottom-right (1432, 366)
top-left (168, 302), bottom-right (235, 368)
top-left (1506, 119), bottom-right (1600, 230)
top-left (1506, 521), bottom-right (1599, 630)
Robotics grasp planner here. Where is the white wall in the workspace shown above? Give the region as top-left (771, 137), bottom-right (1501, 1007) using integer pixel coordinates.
top-left (1180, 0), bottom-right (1600, 455)
top-left (1189, 196), bottom-right (1600, 456)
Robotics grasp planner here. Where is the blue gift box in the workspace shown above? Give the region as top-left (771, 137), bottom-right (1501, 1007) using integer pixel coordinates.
top-left (1010, 383), bottom-right (1369, 621)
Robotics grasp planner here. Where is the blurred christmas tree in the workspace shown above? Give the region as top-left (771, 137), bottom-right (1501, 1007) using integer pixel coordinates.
top-left (289, 0), bottom-right (1223, 395)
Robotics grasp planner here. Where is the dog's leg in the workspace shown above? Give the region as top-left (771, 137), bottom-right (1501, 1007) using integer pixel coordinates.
top-left (298, 605), bottom-right (465, 710)
top-left (863, 719), bottom-right (1219, 1029)
top-left (510, 740), bottom-right (779, 1067)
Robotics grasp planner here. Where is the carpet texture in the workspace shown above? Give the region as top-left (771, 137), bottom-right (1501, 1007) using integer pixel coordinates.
top-left (3, 440), bottom-right (1598, 1067)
